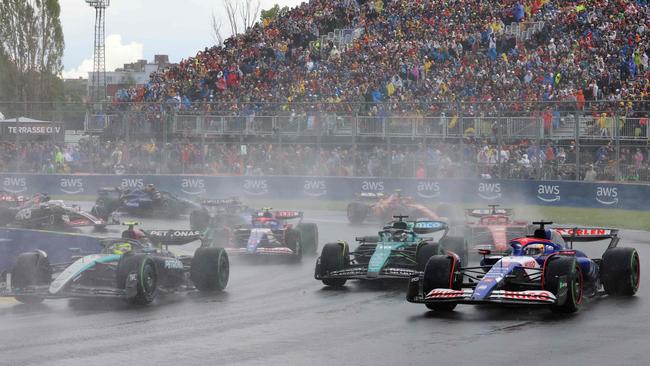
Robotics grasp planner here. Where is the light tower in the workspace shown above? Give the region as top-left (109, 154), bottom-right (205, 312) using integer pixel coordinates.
top-left (86, 0), bottom-right (109, 103)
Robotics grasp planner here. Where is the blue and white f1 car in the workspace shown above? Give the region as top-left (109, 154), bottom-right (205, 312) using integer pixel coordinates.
top-left (407, 221), bottom-right (640, 313)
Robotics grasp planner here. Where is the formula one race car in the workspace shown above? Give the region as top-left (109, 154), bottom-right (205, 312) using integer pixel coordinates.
top-left (189, 197), bottom-right (251, 231)
top-left (91, 184), bottom-right (199, 220)
top-left (463, 205), bottom-right (529, 253)
top-left (346, 190), bottom-right (443, 224)
top-left (207, 208), bottom-right (319, 261)
top-left (0, 226), bottom-right (229, 305)
top-left (407, 221), bottom-right (640, 313)
top-left (315, 215), bottom-right (466, 287)
top-left (0, 191), bottom-right (115, 231)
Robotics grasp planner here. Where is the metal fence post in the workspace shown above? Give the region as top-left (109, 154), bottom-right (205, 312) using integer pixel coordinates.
top-left (574, 112), bottom-right (580, 180)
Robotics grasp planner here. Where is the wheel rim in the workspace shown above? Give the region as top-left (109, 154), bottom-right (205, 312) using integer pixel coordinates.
top-left (631, 252), bottom-right (640, 291)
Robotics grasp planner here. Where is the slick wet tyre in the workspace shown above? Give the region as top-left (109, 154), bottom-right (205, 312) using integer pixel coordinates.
top-left (544, 256), bottom-right (582, 313)
top-left (286, 229), bottom-right (302, 263)
top-left (191, 247), bottom-right (229, 291)
top-left (117, 255), bottom-right (158, 305)
top-left (318, 242), bottom-right (349, 287)
top-left (297, 223), bottom-right (319, 255)
top-left (601, 247), bottom-right (640, 296)
top-left (422, 255), bottom-right (461, 311)
top-left (439, 236), bottom-right (468, 266)
top-left (416, 242), bottom-right (440, 270)
top-left (12, 251), bottom-right (52, 304)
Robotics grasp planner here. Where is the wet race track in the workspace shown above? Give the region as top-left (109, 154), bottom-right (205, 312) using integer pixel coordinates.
top-left (0, 206), bottom-right (649, 366)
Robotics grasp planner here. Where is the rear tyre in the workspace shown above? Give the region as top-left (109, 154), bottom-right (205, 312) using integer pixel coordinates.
top-left (416, 242), bottom-right (440, 270)
top-left (347, 202), bottom-right (368, 224)
top-left (601, 247), bottom-right (640, 296)
top-left (422, 255), bottom-right (460, 311)
top-left (297, 223), bottom-right (319, 255)
top-left (317, 242), bottom-right (349, 287)
top-left (544, 256), bottom-right (582, 313)
top-left (190, 209), bottom-right (211, 231)
top-left (439, 236), bottom-right (468, 266)
top-left (285, 229), bottom-right (302, 263)
top-left (117, 255), bottom-right (157, 305)
top-left (12, 252), bottom-right (52, 304)
top-left (191, 247), bottom-right (230, 291)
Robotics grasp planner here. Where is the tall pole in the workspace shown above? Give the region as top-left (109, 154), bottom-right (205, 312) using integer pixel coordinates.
top-left (87, 1), bottom-right (109, 106)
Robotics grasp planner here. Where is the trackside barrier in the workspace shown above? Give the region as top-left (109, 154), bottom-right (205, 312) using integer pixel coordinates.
top-left (0, 174), bottom-right (647, 210)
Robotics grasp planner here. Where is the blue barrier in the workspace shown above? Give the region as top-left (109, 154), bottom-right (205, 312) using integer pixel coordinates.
top-left (0, 173), bottom-right (646, 210)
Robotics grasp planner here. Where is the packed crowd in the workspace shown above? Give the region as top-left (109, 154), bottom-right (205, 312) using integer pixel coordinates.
top-left (1, 138), bottom-right (647, 182)
top-left (111, 0), bottom-right (649, 120)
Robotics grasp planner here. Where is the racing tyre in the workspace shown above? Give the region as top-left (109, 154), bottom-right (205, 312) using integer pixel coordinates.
top-left (191, 247), bottom-right (229, 291)
top-left (317, 242), bottom-right (349, 287)
top-left (601, 247), bottom-right (640, 296)
top-left (12, 251), bottom-right (52, 304)
top-left (347, 202), bottom-right (368, 224)
top-left (286, 229), bottom-right (302, 263)
top-left (297, 223), bottom-right (319, 255)
top-left (439, 236), bottom-right (468, 266)
top-left (190, 209), bottom-right (211, 231)
top-left (117, 255), bottom-right (158, 305)
top-left (422, 255), bottom-right (461, 311)
top-left (416, 242), bottom-right (440, 270)
top-left (543, 256), bottom-right (582, 313)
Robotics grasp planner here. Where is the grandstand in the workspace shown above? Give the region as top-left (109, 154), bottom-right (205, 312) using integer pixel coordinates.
top-left (1, 0), bottom-right (648, 181)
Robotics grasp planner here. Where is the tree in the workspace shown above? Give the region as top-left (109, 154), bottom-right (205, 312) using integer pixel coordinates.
top-left (212, 0), bottom-right (261, 44)
top-left (260, 4), bottom-right (289, 22)
top-left (0, 0), bottom-right (65, 108)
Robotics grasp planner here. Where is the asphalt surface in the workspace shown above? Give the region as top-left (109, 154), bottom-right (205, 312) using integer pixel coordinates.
top-left (0, 207), bottom-right (648, 366)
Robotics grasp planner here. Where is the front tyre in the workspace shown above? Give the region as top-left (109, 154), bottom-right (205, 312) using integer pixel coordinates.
top-left (12, 252), bottom-right (52, 304)
top-left (422, 255), bottom-right (461, 311)
top-left (117, 255), bottom-right (158, 305)
top-left (297, 223), bottom-right (319, 255)
top-left (347, 202), bottom-right (368, 224)
top-left (191, 247), bottom-right (229, 291)
top-left (317, 242), bottom-right (349, 287)
top-left (544, 256), bottom-right (582, 313)
top-left (416, 242), bottom-right (440, 270)
top-left (601, 247), bottom-right (640, 296)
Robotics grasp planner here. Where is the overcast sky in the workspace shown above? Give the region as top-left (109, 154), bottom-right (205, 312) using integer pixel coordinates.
top-left (60, 0), bottom-right (304, 79)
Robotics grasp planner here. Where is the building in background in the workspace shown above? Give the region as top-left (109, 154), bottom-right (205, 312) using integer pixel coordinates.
top-left (87, 55), bottom-right (174, 98)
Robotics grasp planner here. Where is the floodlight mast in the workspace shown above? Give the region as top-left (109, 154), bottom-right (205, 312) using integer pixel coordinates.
top-left (86, 0), bottom-right (110, 105)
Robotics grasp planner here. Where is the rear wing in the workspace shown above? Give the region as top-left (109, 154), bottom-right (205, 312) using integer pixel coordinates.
top-left (465, 208), bottom-right (513, 218)
top-left (356, 192), bottom-right (386, 200)
top-left (553, 227), bottom-right (619, 249)
top-left (274, 210), bottom-right (303, 220)
top-left (144, 230), bottom-right (203, 246)
top-left (200, 197), bottom-right (242, 207)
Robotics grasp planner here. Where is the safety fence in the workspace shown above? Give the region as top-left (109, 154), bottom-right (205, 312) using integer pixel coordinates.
top-left (0, 173), bottom-right (646, 210)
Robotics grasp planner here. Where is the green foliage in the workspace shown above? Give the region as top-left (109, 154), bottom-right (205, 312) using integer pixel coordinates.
top-left (260, 4), bottom-right (289, 22)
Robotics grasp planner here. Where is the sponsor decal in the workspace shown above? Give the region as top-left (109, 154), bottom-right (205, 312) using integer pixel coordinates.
top-left (536, 184), bottom-right (560, 202)
top-left (60, 178), bottom-right (84, 194)
top-left (414, 221), bottom-right (443, 229)
top-left (164, 259), bottom-right (184, 270)
top-left (7, 125), bottom-right (62, 135)
top-left (595, 186), bottom-right (618, 205)
top-left (3, 177), bottom-right (27, 194)
top-left (361, 180), bottom-right (384, 192)
top-left (416, 181), bottom-right (440, 198)
top-left (243, 179), bottom-right (268, 196)
top-left (275, 211), bottom-right (301, 218)
top-left (303, 179), bottom-right (327, 197)
top-left (554, 228), bottom-right (611, 236)
top-left (121, 178), bottom-right (144, 189)
top-left (149, 230), bottom-right (201, 237)
top-left (478, 182), bottom-right (501, 200)
top-left (181, 178), bottom-right (206, 195)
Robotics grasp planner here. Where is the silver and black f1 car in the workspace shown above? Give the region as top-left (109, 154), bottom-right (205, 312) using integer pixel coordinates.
top-left (407, 221), bottom-right (640, 313)
top-left (91, 184), bottom-right (199, 220)
top-left (0, 227), bottom-right (229, 305)
top-left (315, 216), bottom-right (466, 287)
top-left (0, 191), bottom-right (116, 231)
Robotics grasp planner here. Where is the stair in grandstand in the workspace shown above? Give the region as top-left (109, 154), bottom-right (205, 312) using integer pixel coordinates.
top-left (502, 21), bottom-right (545, 41)
top-left (311, 28), bottom-right (365, 56)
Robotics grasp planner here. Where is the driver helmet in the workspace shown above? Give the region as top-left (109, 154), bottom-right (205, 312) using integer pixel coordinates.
top-left (144, 183), bottom-right (156, 192)
top-left (112, 242), bottom-right (132, 255)
top-left (524, 243), bottom-right (545, 256)
top-left (122, 227), bottom-right (145, 240)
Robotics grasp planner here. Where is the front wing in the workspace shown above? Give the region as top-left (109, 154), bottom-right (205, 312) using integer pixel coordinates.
top-left (406, 275), bottom-right (568, 306)
top-left (315, 265), bottom-right (419, 280)
top-left (225, 247), bottom-right (298, 256)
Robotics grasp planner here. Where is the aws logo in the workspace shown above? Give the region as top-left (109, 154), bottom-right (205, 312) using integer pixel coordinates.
top-left (121, 178), bottom-right (144, 189)
top-left (596, 186), bottom-right (618, 205)
top-left (60, 178), bottom-right (84, 194)
top-left (243, 179), bottom-right (268, 196)
top-left (537, 184), bottom-right (560, 202)
top-left (478, 182), bottom-right (501, 200)
top-left (3, 177), bottom-right (27, 193)
top-left (416, 181), bottom-right (440, 198)
top-left (304, 179), bottom-right (327, 197)
top-left (181, 178), bottom-right (206, 195)
top-left (361, 181), bottom-right (384, 192)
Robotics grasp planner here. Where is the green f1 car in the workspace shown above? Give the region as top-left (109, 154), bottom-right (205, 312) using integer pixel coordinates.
top-left (314, 215), bottom-right (466, 287)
